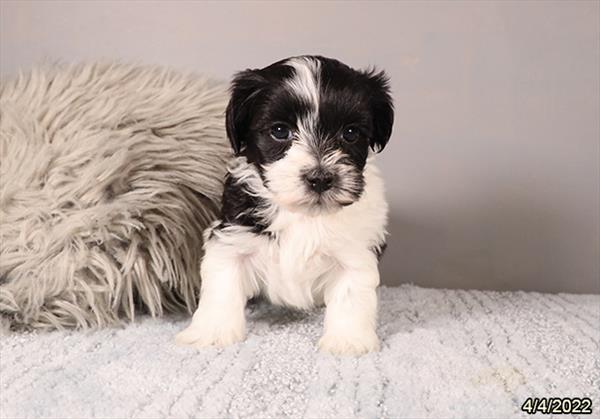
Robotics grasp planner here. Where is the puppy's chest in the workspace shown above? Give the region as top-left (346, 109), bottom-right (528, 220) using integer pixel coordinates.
top-left (261, 218), bottom-right (340, 308)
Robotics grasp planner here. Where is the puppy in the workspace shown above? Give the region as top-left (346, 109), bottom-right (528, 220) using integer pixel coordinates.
top-left (176, 55), bottom-right (393, 355)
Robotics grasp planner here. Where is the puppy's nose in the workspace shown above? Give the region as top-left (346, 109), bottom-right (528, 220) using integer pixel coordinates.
top-left (305, 171), bottom-right (335, 193)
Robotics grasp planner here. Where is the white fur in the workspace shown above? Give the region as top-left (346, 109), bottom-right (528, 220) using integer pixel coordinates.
top-left (287, 57), bottom-right (322, 151)
top-left (177, 57), bottom-right (388, 356)
top-left (285, 57), bottom-right (321, 114)
top-left (176, 157), bottom-right (387, 355)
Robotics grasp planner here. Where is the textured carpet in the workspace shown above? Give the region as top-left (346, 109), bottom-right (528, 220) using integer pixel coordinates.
top-left (1, 285), bottom-right (598, 418)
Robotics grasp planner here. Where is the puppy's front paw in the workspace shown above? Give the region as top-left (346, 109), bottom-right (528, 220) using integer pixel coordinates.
top-left (175, 314), bottom-right (245, 349)
top-left (318, 329), bottom-right (379, 356)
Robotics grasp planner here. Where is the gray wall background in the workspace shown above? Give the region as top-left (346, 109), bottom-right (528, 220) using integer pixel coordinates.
top-left (1, 1), bottom-right (598, 293)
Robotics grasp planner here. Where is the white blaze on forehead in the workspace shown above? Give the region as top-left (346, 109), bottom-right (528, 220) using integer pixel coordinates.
top-left (286, 57), bottom-right (321, 147)
top-left (286, 57), bottom-right (321, 112)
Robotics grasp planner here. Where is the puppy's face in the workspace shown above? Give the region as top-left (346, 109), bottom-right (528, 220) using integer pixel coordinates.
top-left (226, 55), bottom-right (394, 215)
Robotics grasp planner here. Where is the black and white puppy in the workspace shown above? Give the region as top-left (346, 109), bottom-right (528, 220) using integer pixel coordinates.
top-left (176, 55), bottom-right (393, 355)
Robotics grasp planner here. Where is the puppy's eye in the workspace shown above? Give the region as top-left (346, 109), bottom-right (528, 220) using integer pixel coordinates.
top-left (270, 124), bottom-right (292, 141)
top-left (341, 126), bottom-right (360, 143)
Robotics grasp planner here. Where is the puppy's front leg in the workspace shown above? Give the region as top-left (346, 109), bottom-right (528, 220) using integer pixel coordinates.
top-left (176, 239), bottom-right (252, 348)
top-left (319, 251), bottom-right (380, 356)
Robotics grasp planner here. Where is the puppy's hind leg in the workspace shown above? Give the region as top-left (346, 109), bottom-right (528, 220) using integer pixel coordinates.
top-left (176, 237), bottom-right (258, 348)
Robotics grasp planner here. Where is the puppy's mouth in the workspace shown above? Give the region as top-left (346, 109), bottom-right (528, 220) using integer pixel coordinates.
top-left (281, 189), bottom-right (357, 216)
top-left (315, 194), bottom-right (354, 208)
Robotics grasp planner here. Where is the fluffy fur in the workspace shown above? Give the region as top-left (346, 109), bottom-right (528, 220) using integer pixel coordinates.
top-left (177, 56), bottom-right (394, 355)
top-left (0, 62), bottom-right (231, 330)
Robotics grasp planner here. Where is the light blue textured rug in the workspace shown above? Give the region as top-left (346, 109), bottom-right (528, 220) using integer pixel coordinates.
top-left (1, 285), bottom-right (598, 418)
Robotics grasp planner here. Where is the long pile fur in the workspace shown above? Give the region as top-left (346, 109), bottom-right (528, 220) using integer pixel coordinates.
top-left (0, 62), bottom-right (231, 330)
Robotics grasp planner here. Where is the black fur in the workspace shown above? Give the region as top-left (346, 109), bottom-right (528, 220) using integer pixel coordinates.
top-left (371, 242), bottom-right (388, 262)
top-left (317, 57), bottom-right (393, 162)
top-left (226, 63), bottom-right (305, 166)
top-left (222, 55), bottom-right (394, 222)
top-left (226, 55), bottom-right (394, 167)
top-left (217, 175), bottom-right (270, 235)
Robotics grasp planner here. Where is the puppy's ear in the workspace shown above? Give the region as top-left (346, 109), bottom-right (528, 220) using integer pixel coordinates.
top-left (226, 69), bottom-right (267, 155)
top-left (364, 70), bottom-right (394, 153)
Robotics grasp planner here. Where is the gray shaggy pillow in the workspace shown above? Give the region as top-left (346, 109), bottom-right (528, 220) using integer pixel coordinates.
top-left (0, 63), bottom-right (231, 330)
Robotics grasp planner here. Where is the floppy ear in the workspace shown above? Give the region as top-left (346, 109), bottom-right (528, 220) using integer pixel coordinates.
top-left (226, 69), bottom-right (267, 155)
top-left (364, 70), bottom-right (394, 152)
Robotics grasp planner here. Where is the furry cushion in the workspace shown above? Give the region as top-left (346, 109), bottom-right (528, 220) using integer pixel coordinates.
top-left (0, 63), bottom-right (231, 330)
